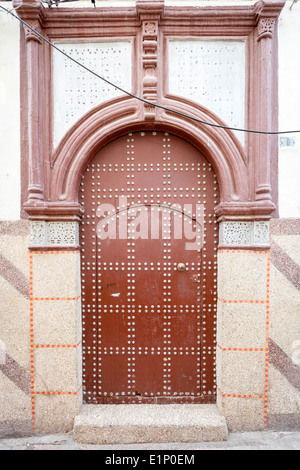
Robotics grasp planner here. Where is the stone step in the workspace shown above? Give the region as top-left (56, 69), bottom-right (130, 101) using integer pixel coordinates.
top-left (73, 404), bottom-right (228, 445)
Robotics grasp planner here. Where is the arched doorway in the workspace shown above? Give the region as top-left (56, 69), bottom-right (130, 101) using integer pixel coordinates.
top-left (80, 131), bottom-right (219, 404)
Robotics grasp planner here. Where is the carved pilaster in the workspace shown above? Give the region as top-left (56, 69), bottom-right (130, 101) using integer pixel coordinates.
top-left (13, 0), bottom-right (45, 203)
top-left (252, 1), bottom-right (285, 209)
top-left (27, 31), bottom-right (44, 202)
top-left (137, 0), bottom-right (164, 120)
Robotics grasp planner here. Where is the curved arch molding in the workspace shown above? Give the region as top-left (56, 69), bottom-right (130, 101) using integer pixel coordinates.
top-left (16, 0), bottom-right (284, 231)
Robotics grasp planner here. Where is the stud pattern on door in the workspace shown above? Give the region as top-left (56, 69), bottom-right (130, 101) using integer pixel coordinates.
top-left (80, 131), bottom-right (218, 404)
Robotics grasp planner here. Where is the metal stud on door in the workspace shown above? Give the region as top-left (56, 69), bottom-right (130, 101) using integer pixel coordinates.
top-left (80, 131), bottom-right (218, 404)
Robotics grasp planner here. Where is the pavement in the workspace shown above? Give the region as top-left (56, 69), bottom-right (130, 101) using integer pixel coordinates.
top-left (0, 430), bottom-right (300, 451)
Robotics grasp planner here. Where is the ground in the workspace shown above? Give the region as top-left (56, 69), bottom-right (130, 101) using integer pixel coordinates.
top-left (0, 431), bottom-right (299, 451)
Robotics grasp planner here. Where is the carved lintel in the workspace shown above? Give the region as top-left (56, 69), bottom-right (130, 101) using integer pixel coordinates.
top-left (136, 0), bottom-right (165, 19)
top-left (255, 0), bottom-right (285, 41)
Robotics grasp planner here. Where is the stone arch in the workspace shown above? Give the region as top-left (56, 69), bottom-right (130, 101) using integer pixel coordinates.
top-left (50, 95), bottom-right (249, 214)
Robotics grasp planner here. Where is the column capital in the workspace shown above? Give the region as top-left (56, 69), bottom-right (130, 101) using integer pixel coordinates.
top-left (254, 0), bottom-right (286, 41)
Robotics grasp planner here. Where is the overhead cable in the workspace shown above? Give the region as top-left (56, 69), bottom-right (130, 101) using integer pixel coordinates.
top-left (1, 3), bottom-right (300, 136)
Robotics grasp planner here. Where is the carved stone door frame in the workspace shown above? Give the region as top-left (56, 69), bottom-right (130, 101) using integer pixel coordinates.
top-left (14, 0), bottom-right (285, 232)
top-left (13, 0), bottom-right (285, 434)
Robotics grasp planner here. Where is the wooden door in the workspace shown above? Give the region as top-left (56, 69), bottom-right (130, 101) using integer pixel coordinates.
top-left (80, 131), bottom-right (218, 404)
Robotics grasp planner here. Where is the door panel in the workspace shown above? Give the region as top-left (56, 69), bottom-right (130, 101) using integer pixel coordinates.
top-left (80, 131), bottom-right (218, 404)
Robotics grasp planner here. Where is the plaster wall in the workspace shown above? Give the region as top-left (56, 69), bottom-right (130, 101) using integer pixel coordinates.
top-left (0, 6), bottom-right (20, 221)
top-left (278, 1), bottom-right (300, 218)
top-left (52, 41), bottom-right (133, 147)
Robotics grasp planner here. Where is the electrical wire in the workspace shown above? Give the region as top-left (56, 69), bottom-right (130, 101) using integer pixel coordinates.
top-left (290, 0), bottom-right (298, 10)
top-left (5, 2), bottom-right (40, 12)
top-left (1, 3), bottom-right (300, 136)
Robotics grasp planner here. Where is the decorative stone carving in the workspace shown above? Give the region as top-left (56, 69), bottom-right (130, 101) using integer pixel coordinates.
top-left (257, 18), bottom-right (276, 41)
top-left (30, 221), bottom-right (46, 246)
top-left (47, 222), bottom-right (79, 246)
top-left (24, 23), bottom-right (42, 44)
top-left (219, 222), bottom-right (252, 246)
top-left (15, 0), bottom-right (284, 226)
top-left (219, 221), bottom-right (270, 247)
top-left (254, 221), bottom-right (270, 245)
top-left (30, 221), bottom-right (79, 248)
top-left (144, 21), bottom-right (156, 34)
top-left (137, 0), bottom-right (164, 120)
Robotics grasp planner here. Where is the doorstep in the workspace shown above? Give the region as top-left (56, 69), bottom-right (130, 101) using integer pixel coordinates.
top-left (73, 404), bottom-right (228, 445)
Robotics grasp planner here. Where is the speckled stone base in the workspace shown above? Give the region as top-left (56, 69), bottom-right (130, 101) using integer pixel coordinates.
top-left (73, 404), bottom-right (228, 445)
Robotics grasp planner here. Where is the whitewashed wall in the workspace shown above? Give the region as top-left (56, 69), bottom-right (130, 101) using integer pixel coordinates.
top-left (168, 39), bottom-right (246, 145)
top-left (278, 1), bottom-right (300, 218)
top-left (53, 41), bottom-right (132, 147)
top-left (0, 5), bottom-right (20, 221)
top-left (0, 0), bottom-right (299, 220)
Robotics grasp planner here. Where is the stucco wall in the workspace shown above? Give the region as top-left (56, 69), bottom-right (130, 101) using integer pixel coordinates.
top-left (278, 2), bottom-right (300, 218)
top-left (0, 6), bottom-right (20, 221)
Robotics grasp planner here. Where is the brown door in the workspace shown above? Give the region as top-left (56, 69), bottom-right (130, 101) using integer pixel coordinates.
top-left (80, 131), bottom-right (218, 404)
